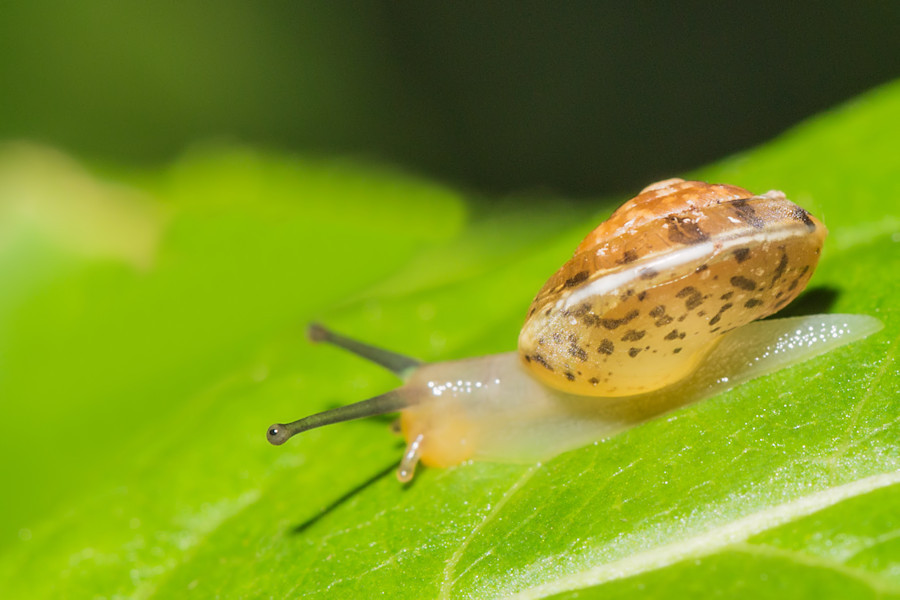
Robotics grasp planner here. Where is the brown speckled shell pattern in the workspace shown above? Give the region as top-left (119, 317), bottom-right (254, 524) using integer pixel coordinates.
top-left (518, 179), bottom-right (827, 397)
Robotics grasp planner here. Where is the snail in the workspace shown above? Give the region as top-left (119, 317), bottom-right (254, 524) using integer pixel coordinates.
top-left (267, 178), bottom-right (881, 482)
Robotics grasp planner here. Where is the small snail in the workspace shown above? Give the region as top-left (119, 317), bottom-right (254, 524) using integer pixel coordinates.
top-left (267, 179), bottom-right (881, 481)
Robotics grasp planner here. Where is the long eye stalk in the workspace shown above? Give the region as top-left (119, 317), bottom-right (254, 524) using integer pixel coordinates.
top-left (307, 323), bottom-right (421, 378)
top-left (266, 324), bottom-right (424, 446)
top-left (267, 389), bottom-right (410, 446)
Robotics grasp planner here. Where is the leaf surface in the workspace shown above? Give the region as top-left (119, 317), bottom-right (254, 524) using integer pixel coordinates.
top-left (1, 81), bottom-right (899, 599)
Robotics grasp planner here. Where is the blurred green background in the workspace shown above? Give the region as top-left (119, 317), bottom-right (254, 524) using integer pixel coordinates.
top-left (2, 1), bottom-right (898, 196)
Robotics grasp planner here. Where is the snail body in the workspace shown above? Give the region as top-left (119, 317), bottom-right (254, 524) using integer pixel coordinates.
top-left (267, 179), bottom-right (882, 481)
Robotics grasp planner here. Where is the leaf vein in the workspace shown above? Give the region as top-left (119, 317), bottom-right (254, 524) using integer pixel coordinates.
top-left (507, 470), bottom-right (900, 600)
top-left (438, 464), bottom-right (540, 600)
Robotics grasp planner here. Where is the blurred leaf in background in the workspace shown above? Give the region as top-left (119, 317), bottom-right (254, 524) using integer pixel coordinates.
top-left (0, 74), bottom-right (898, 599)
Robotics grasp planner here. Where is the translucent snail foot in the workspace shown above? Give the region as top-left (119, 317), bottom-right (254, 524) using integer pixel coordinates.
top-left (397, 433), bottom-right (425, 482)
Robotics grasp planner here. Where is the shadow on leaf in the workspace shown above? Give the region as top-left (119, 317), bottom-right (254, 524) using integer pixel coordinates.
top-left (290, 462), bottom-right (398, 535)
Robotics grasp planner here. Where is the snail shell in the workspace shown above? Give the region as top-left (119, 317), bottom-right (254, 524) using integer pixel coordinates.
top-left (519, 178), bottom-right (826, 396)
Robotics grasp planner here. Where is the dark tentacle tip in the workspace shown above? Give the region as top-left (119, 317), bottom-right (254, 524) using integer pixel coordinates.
top-left (307, 323), bottom-right (328, 343)
top-left (267, 424), bottom-right (290, 445)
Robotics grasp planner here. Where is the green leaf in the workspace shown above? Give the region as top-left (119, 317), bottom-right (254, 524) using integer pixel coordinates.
top-left (1, 79), bottom-right (898, 599)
